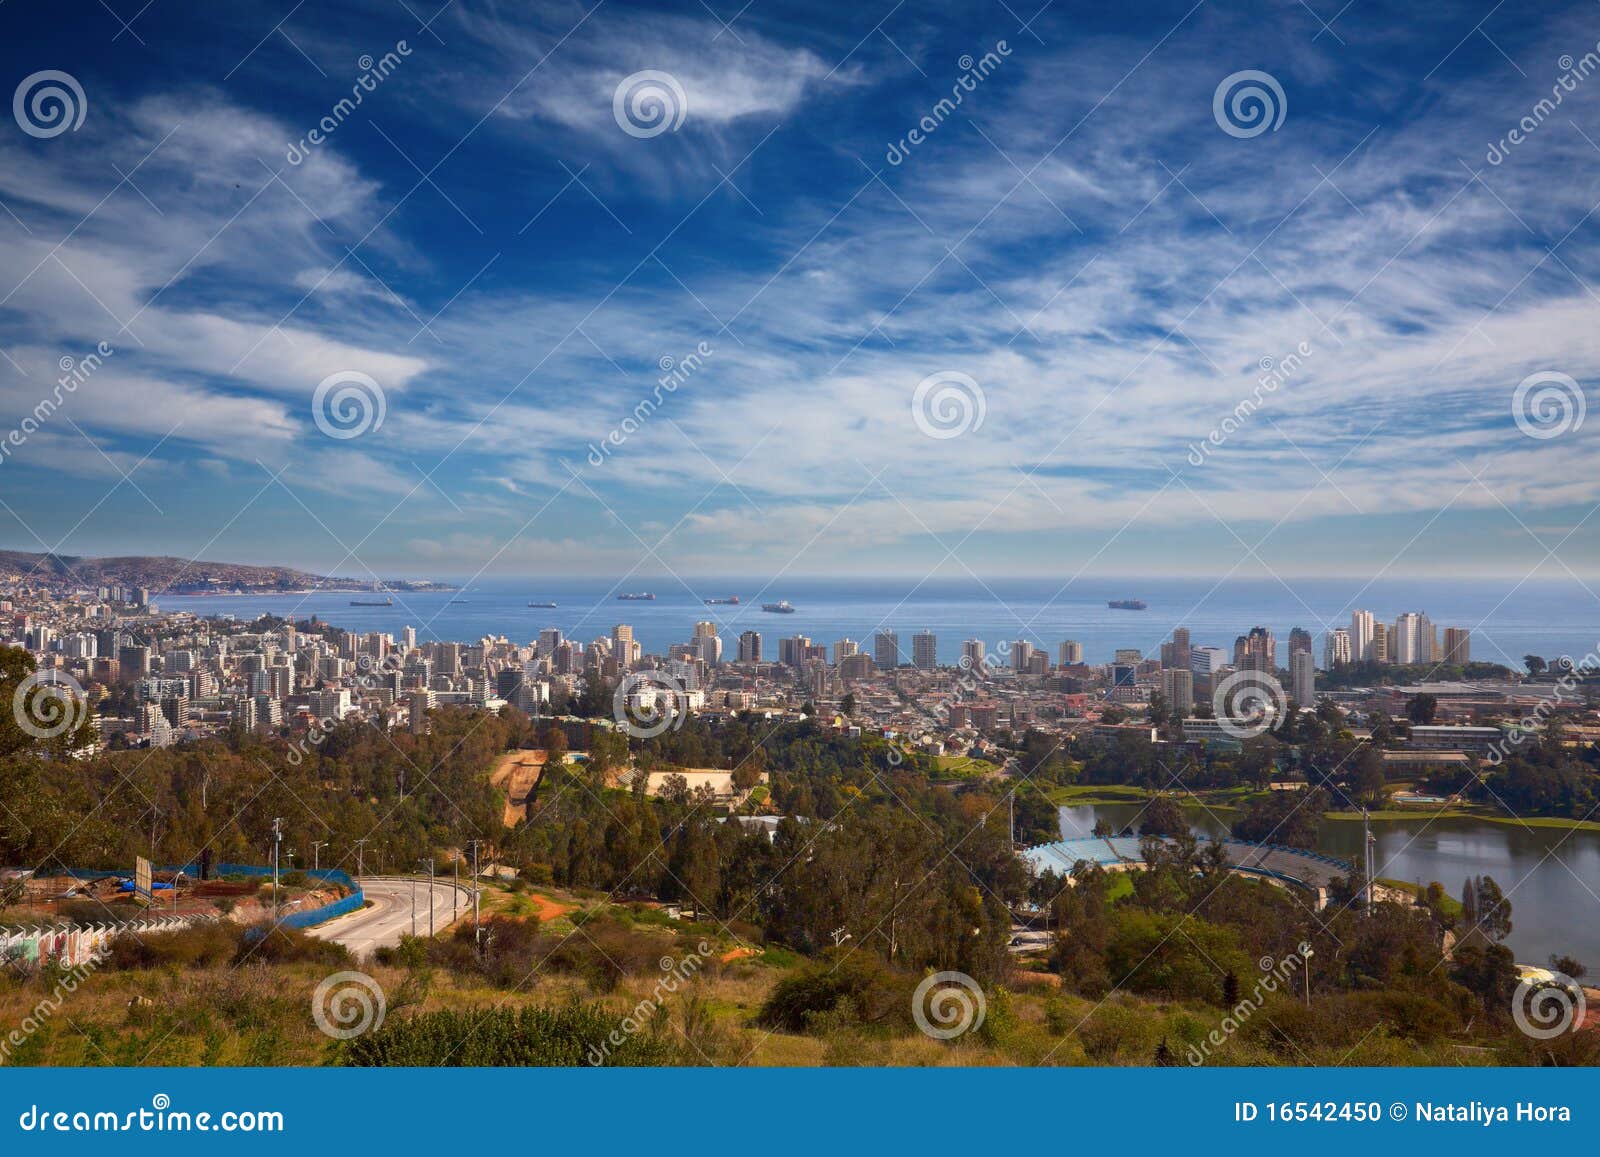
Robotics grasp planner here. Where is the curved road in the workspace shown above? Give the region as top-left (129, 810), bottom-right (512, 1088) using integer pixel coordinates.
top-left (308, 876), bottom-right (475, 956)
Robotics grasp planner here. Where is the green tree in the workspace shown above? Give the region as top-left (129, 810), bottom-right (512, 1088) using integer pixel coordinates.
top-left (1406, 694), bottom-right (1438, 725)
top-left (1139, 794), bottom-right (1187, 838)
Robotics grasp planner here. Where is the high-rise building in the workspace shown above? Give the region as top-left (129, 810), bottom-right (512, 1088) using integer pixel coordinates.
top-left (912, 631), bottom-right (937, 670)
top-left (1059, 640), bottom-right (1083, 665)
top-left (1350, 610), bottom-right (1375, 661)
top-left (780, 636), bottom-right (811, 667)
top-left (839, 653), bottom-right (874, 681)
top-left (1159, 667), bottom-right (1194, 716)
top-left (1190, 646), bottom-right (1228, 680)
top-left (1443, 627), bottom-right (1471, 665)
top-left (873, 631), bottom-right (900, 669)
top-left (1291, 650), bottom-right (1315, 706)
top-left (1324, 627), bottom-right (1351, 668)
top-left (832, 638), bottom-right (858, 665)
top-left (737, 630), bottom-right (762, 664)
top-left (1288, 628), bottom-right (1313, 658)
top-left (1372, 622), bottom-right (1389, 664)
top-left (1394, 613), bottom-right (1431, 665)
top-left (612, 625), bottom-right (638, 670)
top-left (1159, 628), bottom-right (1191, 672)
top-left (1012, 640), bottom-right (1035, 672)
top-left (1233, 627), bottom-right (1275, 669)
top-left (1114, 648), bottom-right (1143, 665)
top-left (961, 639), bottom-right (986, 671)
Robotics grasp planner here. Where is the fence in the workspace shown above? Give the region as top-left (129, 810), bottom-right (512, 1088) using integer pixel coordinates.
top-left (2, 863), bottom-right (364, 965)
top-left (0, 915), bottom-right (216, 968)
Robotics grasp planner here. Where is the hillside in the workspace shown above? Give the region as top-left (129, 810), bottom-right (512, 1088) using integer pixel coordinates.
top-left (0, 550), bottom-right (452, 594)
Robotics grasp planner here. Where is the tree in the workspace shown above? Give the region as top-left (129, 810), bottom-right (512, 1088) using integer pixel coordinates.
top-left (1139, 794), bottom-right (1187, 838)
top-left (0, 646), bottom-right (97, 759)
top-left (1472, 875), bottom-right (1513, 943)
top-left (840, 693), bottom-right (857, 717)
top-left (1231, 788), bottom-right (1327, 849)
top-left (1525, 655), bottom-right (1547, 676)
top-left (1550, 955), bottom-right (1587, 981)
top-left (1146, 691), bottom-right (1171, 729)
top-left (1406, 694), bottom-right (1438, 725)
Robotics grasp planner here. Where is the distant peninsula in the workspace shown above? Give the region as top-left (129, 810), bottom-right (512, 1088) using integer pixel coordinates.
top-left (0, 550), bottom-right (455, 595)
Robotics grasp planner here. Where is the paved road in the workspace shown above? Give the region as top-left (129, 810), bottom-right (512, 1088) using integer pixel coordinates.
top-left (308, 876), bottom-right (475, 956)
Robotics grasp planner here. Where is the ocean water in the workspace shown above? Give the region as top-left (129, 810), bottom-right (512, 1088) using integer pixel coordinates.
top-left (157, 576), bottom-right (1600, 668)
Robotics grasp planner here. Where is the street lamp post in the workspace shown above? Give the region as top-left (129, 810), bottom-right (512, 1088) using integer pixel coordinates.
top-left (271, 817), bottom-right (282, 917)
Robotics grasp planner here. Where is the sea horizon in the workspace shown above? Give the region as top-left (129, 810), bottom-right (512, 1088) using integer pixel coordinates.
top-left (157, 574), bottom-right (1600, 669)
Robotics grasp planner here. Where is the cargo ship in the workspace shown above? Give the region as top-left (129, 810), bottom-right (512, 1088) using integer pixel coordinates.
top-left (1107, 599), bottom-right (1147, 610)
top-left (704, 596), bottom-right (740, 605)
top-left (349, 597), bottom-right (394, 606)
top-left (618, 592), bottom-right (656, 601)
top-left (527, 601), bottom-right (558, 608)
top-left (761, 600), bottom-right (796, 614)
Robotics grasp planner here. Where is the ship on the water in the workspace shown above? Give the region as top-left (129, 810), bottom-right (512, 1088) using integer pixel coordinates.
top-left (618, 592), bottom-right (656, 601)
top-left (349, 597), bottom-right (394, 606)
top-left (761, 600), bottom-right (796, 614)
top-left (1107, 599), bottom-right (1147, 610)
top-left (704, 596), bottom-right (740, 605)
top-left (528, 601), bottom-right (558, 608)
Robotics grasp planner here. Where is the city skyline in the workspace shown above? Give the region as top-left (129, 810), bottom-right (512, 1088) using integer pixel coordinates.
top-left (1, 3), bottom-right (1598, 583)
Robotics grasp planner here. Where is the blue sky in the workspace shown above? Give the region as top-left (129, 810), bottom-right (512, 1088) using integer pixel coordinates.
top-left (0, 0), bottom-right (1598, 585)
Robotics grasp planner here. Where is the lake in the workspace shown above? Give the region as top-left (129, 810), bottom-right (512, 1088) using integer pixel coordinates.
top-left (1058, 804), bottom-right (1600, 967)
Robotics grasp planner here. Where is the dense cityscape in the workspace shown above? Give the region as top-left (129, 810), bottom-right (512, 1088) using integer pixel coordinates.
top-left (0, 570), bottom-right (1542, 765)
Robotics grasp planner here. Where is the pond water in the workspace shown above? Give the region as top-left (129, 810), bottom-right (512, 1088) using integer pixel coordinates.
top-left (1058, 804), bottom-right (1600, 967)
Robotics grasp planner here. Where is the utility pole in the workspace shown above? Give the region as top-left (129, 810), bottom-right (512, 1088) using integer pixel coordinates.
top-left (352, 839), bottom-right (368, 882)
top-left (452, 856), bottom-right (459, 922)
top-left (1303, 945), bottom-right (1314, 1007)
top-left (1362, 809), bottom-right (1375, 916)
top-left (468, 839), bottom-right (483, 952)
top-left (271, 817), bottom-right (282, 917)
top-left (428, 859), bottom-right (435, 938)
top-left (313, 841), bottom-right (327, 873)
top-left (410, 872), bottom-right (417, 937)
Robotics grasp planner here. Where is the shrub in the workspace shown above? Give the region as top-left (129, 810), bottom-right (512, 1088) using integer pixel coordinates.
top-left (757, 952), bottom-right (909, 1033)
top-left (341, 1003), bottom-right (676, 1066)
top-left (104, 922), bottom-right (241, 970)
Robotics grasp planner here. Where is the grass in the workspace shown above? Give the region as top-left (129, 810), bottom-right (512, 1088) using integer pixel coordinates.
top-left (1044, 784), bottom-right (1255, 811)
top-left (931, 756), bottom-right (999, 778)
top-left (1377, 878), bottom-right (1464, 919)
top-left (1046, 784), bottom-right (1600, 834)
top-left (0, 922), bottom-right (1516, 1068)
